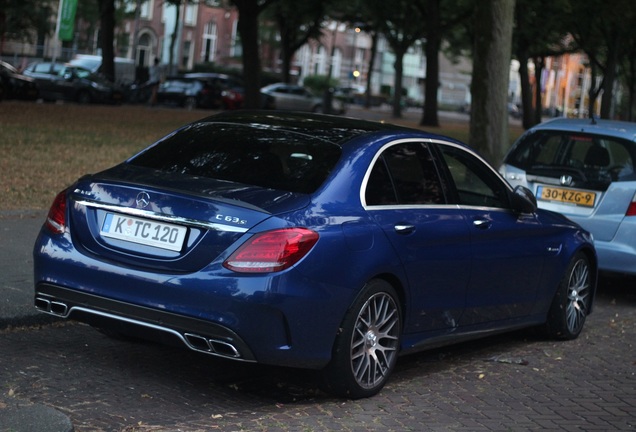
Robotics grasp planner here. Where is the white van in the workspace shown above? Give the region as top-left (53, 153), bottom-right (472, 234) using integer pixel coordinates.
top-left (69, 54), bottom-right (136, 85)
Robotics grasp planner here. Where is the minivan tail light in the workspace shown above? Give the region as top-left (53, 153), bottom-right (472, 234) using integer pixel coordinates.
top-left (223, 228), bottom-right (319, 273)
top-left (45, 191), bottom-right (67, 234)
top-left (626, 194), bottom-right (636, 216)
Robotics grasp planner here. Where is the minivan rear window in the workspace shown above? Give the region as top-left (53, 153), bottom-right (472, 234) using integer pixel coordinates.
top-left (506, 130), bottom-right (636, 182)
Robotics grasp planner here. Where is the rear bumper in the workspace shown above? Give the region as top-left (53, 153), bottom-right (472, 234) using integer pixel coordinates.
top-left (35, 283), bottom-right (257, 362)
top-left (594, 241), bottom-right (636, 276)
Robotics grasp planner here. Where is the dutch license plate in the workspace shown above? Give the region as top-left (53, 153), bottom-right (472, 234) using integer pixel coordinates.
top-left (537, 186), bottom-right (597, 207)
top-left (101, 213), bottom-right (187, 252)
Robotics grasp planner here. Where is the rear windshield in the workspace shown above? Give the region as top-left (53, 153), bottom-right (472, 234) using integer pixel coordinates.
top-left (128, 123), bottom-right (342, 194)
top-left (506, 130), bottom-right (636, 182)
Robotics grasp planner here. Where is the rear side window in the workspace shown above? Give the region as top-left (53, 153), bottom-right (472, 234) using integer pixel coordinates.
top-left (129, 123), bottom-right (341, 194)
top-left (365, 142), bottom-right (446, 206)
top-left (507, 130), bottom-right (636, 181)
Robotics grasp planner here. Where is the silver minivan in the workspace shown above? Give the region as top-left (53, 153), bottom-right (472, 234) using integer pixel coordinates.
top-left (69, 54), bottom-right (136, 85)
top-left (500, 117), bottom-right (636, 276)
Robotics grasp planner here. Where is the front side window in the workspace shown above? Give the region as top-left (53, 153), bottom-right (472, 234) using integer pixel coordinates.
top-left (440, 145), bottom-right (509, 209)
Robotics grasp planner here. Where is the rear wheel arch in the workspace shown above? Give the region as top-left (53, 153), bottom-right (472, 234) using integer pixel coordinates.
top-left (371, 273), bottom-right (407, 317)
top-left (322, 275), bottom-right (405, 398)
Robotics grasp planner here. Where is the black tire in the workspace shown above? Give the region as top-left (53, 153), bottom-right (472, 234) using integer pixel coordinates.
top-left (77, 90), bottom-right (91, 104)
top-left (184, 96), bottom-right (197, 110)
top-left (322, 279), bottom-right (402, 398)
top-left (543, 252), bottom-right (592, 340)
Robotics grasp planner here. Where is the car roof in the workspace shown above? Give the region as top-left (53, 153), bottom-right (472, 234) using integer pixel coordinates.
top-left (183, 72), bottom-right (235, 80)
top-left (531, 117), bottom-right (636, 141)
top-left (197, 110), bottom-right (447, 146)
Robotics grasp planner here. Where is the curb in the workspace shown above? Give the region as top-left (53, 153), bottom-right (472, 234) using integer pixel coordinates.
top-left (0, 397), bottom-right (74, 432)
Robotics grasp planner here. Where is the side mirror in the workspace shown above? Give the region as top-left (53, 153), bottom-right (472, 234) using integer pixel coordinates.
top-left (511, 185), bottom-right (537, 214)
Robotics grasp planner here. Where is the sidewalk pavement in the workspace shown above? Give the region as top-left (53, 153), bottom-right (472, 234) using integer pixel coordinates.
top-left (0, 210), bottom-right (74, 432)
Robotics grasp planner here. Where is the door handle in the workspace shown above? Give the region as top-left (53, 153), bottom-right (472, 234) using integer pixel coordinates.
top-left (473, 219), bottom-right (491, 229)
top-left (394, 224), bottom-right (415, 234)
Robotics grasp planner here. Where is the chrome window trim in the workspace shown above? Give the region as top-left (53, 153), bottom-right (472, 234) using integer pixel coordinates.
top-left (360, 138), bottom-right (514, 211)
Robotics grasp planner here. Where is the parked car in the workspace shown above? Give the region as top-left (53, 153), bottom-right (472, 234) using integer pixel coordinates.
top-left (68, 54), bottom-right (136, 85)
top-left (156, 76), bottom-right (216, 109)
top-left (261, 83), bottom-right (344, 113)
top-left (0, 60), bottom-right (39, 101)
top-left (334, 85), bottom-right (366, 104)
top-left (500, 117), bottom-right (636, 276)
top-left (23, 61), bottom-right (124, 104)
top-left (34, 111), bottom-right (597, 399)
top-left (182, 72), bottom-right (245, 110)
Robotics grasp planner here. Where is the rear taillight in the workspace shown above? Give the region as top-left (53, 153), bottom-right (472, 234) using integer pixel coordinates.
top-left (223, 228), bottom-right (319, 273)
top-left (45, 191), bottom-right (67, 234)
top-left (627, 199), bottom-right (636, 216)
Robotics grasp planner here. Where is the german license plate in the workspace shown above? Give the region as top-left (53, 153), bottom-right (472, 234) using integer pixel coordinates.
top-left (536, 186), bottom-right (597, 207)
top-left (101, 213), bottom-right (187, 251)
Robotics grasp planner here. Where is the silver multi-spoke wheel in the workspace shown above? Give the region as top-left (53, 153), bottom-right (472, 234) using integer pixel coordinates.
top-left (566, 258), bottom-right (591, 334)
top-left (545, 252), bottom-right (594, 340)
top-left (350, 292), bottom-right (400, 390)
top-left (323, 279), bottom-right (402, 398)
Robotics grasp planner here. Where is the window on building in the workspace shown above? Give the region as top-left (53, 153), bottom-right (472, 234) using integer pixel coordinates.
top-left (202, 21), bottom-right (217, 63)
top-left (140, 0), bottom-right (153, 19)
top-left (314, 45), bottom-right (326, 75)
top-left (182, 40), bottom-right (192, 69)
top-left (185, 3), bottom-right (197, 26)
top-left (230, 20), bottom-right (242, 58)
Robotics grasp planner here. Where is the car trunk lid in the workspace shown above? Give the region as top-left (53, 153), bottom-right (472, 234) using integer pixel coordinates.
top-left (67, 164), bottom-right (310, 272)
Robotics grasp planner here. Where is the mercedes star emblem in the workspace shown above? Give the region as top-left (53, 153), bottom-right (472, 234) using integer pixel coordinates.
top-left (136, 192), bottom-right (150, 209)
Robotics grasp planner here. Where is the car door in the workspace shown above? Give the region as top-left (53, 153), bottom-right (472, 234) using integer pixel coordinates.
top-left (291, 87), bottom-right (316, 111)
top-left (24, 63), bottom-right (61, 100)
top-left (436, 143), bottom-right (548, 325)
top-left (364, 140), bottom-right (470, 333)
top-left (270, 86), bottom-right (294, 110)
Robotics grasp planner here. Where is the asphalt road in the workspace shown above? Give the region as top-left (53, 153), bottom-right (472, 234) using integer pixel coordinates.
top-left (1, 275), bottom-right (635, 431)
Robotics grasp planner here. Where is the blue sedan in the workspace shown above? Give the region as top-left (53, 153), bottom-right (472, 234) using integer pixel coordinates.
top-left (34, 111), bottom-right (597, 398)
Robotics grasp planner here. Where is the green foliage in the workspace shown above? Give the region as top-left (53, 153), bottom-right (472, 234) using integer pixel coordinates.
top-left (0, 0), bottom-right (54, 43)
top-left (302, 75), bottom-right (339, 94)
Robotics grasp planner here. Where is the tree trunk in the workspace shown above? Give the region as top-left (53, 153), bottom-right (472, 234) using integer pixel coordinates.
top-left (98, 0), bottom-right (116, 82)
top-left (364, 32), bottom-right (378, 109)
top-left (279, 18), bottom-right (292, 83)
top-left (587, 61), bottom-right (603, 118)
top-left (600, 35), bottom-right (620, 119)
top-left (169, 2), bottom-right (181, 76)
top-left (392, 48), bottom-right (405, 118)
top-left (518, 49), bottom-right (534, 129)
top-left (469, 0), bottom-right (515, 165)
top-left (233, 0), bottom-right (262, 109)
top-left (533, 56), bottom-right (544, 125)
top-left (420, 0), bottom-right (441, 127)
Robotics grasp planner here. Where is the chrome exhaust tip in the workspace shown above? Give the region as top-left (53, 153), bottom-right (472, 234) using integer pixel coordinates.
top-left (34, 296), bottom-right (69, 317)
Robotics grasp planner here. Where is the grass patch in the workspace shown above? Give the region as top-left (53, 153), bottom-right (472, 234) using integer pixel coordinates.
top-left (1, 102), bottom-right (206, 211)
top-left (0, 101), bottom-right (523, 211)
